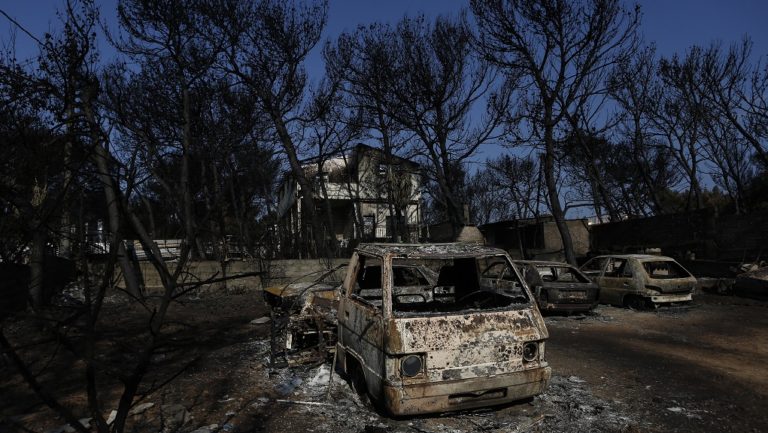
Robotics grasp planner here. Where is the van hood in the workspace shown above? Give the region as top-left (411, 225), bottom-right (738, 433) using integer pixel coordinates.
top-left (385, 308), bottom-right (548, 381)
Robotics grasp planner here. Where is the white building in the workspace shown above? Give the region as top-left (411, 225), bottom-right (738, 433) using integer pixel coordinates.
top-left (276, 144), bottom-right (423, 255)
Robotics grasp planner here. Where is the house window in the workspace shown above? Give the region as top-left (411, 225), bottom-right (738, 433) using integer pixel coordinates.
top-left (363, 215), bottom-right (375, 239)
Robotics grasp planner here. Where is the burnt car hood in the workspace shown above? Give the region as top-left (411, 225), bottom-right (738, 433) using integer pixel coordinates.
top-left (263, 282), bottom-right (338, 311)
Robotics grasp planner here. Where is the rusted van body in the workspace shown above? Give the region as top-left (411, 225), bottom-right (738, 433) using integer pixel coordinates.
top-left (335, 243), bottom-right (551, 415)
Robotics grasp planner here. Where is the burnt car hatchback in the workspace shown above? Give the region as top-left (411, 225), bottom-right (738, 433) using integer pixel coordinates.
top-left (513, 260), bottom-right (599, 313)
top-left (336, 243), bottom-right (551, 416)
top-left (580, 254), bottom-right (696, 309)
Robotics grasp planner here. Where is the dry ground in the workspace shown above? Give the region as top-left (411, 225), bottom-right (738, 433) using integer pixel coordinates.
top-left (1, 292), bottom-right (766, 433)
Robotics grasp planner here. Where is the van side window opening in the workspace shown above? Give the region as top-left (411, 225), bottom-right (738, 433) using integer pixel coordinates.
top-left (391, 256), bottom-right (529, 316)
top-left (352, 256), bottom-right (383, 309)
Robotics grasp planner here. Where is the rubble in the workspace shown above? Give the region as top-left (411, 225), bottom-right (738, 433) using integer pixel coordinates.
top-left (129, 402), bottom-right (155, 415)
top-left (188, 425), bottom-right (218, 433)
top-left (252, 362), bottom-right (644, 433)
top-left (735, 266), bottom-right (768, 298)
top-left (250, 316), bottom-right (271, 325)
top-left (160, 404), bottom-right (191, 431)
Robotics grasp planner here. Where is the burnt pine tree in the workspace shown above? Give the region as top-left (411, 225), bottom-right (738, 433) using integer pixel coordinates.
top-left (324, 23), bottom-right (412, 242)
top-left (472, 0), bottom-right (640, 265)
top-left (221, 0), bottom-right (330, 257)
top-left (109, 0), bottom-right (227, 259)
top-left (608, 45), bottom-right (680, 215)
top-left (1, 2), bottom-right (263, 433)
top-left (388, 14), bottom-right (508, 237)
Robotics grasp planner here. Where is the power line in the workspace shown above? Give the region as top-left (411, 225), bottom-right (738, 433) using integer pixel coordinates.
top-left (0, 8), bottom-right (44, 47)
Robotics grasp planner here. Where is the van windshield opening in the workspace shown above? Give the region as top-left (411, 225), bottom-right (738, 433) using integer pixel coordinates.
top-left (391, 256), bottom-right (530, 316)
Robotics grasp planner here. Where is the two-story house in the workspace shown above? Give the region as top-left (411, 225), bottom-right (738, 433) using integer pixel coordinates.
top-left (276, 144), bottom-right (423, 256)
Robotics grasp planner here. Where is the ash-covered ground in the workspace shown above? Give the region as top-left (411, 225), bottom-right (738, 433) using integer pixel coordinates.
top-left (2, 293), bottom-right (766, 433)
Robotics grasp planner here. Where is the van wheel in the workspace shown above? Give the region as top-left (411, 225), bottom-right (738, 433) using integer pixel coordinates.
top-left (347, 358), bottom-right (368, 398)
top-left (625, 295), bottom-right (647, 310)
top-left (347, 358), bottom-right (390, 415)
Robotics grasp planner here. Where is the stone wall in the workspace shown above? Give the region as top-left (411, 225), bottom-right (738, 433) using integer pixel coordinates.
top-left (120, 260), bottom-right (265, 292)
top-left (118, 258), bottom-right (351, 292)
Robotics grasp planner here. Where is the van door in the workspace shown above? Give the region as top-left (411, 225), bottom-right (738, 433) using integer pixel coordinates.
top-left (339, 253), bottom-right (388, 398)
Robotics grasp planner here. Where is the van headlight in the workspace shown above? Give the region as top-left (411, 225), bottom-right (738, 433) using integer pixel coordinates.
top-left (401, 354), bottom-right (423, 377)
top-left (523, 342), bottom-right (538, 362)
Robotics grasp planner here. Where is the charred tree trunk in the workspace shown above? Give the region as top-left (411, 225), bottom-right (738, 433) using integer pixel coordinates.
top-left (181, 87), bottom-right (202, 259)
top-left (631, 118), bottom-right (663, 215)
top-left (270, 108), bottom-right (325, 258)
top-left (28, 223), bottom-right (46, 308)
top-left (84, 93), bottom-right (143, 299)
top-left (544, 125), bottom-right (577, 266)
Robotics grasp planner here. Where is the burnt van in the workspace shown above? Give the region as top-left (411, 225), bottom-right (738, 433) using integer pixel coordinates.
top-left (335, 243), bottom-right (551, 415)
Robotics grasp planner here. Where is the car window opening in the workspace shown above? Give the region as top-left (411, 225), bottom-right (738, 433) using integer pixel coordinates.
top-left (642, 261), bottom-right (692, 279)
top-left (536, 265), bottom-right (590, 283)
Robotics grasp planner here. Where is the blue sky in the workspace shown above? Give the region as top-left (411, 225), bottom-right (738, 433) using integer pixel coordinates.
top-left (3, 1), bottom-right (764, 216)
top-left (3, 0), bottom-right (767, 161)
top-left (4, 1), bottom-right (767, 73)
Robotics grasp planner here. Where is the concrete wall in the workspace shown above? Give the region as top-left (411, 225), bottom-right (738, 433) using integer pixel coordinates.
top-left (263, 258), bottom-right (349, 287)
top-left (534, 220), bottom-right (590, 261)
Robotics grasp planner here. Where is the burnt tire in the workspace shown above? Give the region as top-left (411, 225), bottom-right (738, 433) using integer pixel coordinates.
top-left (346, 358), bottom-right (390, 415)
top-left (537, 290), bottom-right (548, 309)
top-left (348, 359), bottom-right (368, 398)
top-left (625, 295), bottom-right (648, 310)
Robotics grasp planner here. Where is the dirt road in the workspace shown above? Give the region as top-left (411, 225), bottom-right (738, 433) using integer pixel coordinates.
top-left (546, 294), bottom-right (768, 433)
top-left (2, 293), bottom-right (767, 432)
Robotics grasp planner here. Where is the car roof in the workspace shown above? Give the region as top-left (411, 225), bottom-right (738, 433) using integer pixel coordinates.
top-left (355, 243), bottom-right (506, 259)
top-left (588, 254), bottom-right (677, 261)
top-left (513, 260), bottom-right (575, 267)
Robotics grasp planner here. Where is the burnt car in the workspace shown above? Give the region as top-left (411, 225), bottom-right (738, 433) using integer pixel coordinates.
top-left (336, 243), bottom-right (551, 416)
top-left (263, 266), bottom-right (346, 367)
top-left (513, 260), bottom-right (599, 313)
top-left (580, 254), bottom-right (696, 309)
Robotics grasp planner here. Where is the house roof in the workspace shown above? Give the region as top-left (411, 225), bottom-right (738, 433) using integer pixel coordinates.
top-left (277, 143), bottom-right (421, 187)
top-left (299, 143), bottom-right (420, 168)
